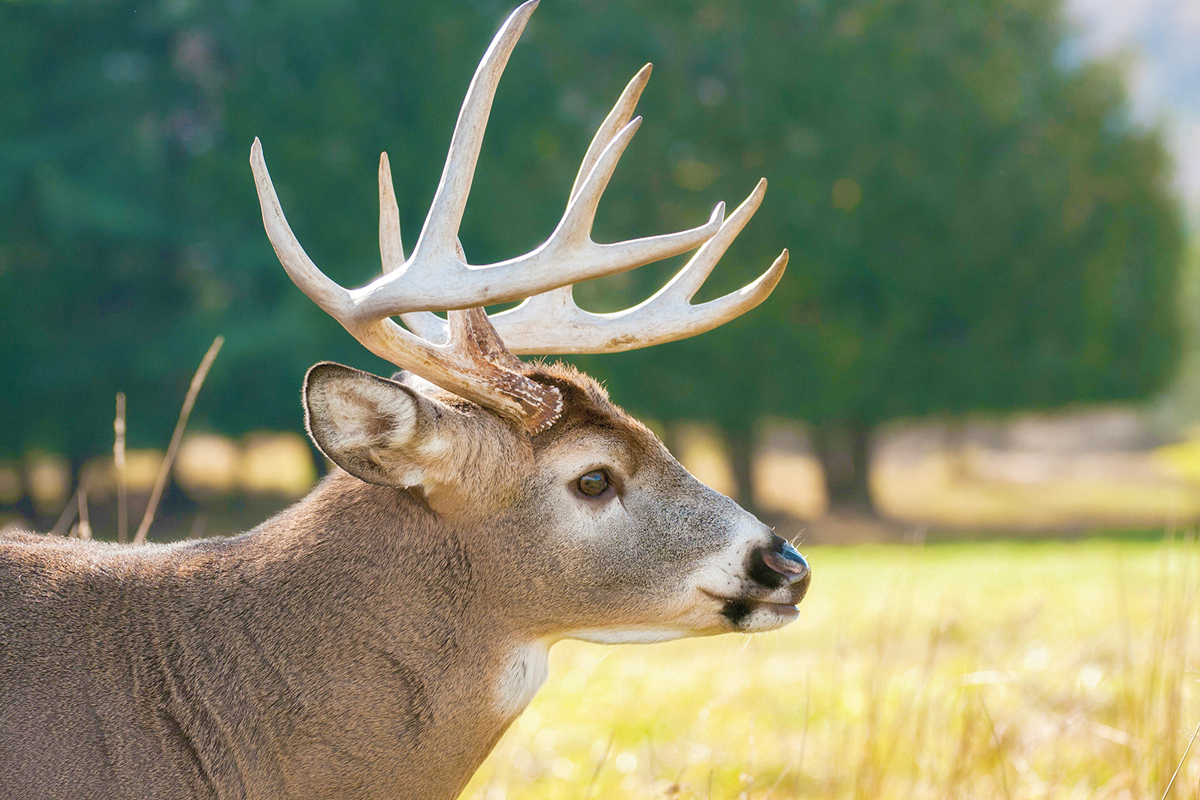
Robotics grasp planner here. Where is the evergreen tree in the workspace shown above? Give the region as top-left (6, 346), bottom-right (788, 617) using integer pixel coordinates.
top-left (0, 0), bottom-right (1184, 521)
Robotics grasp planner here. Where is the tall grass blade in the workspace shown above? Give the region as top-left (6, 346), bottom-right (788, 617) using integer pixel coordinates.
top-left (114, 392), bottom-right (128, 543)
top-left (76, 482), bottom-right (91, 540)
top-left (1160, 719), bottom-right (1200, 800)
top-left (49, 486), bottom-right (80, 536)
top-left (133, 336), bottom-right (224, 545)
top-left (583, 729), bottom-right (615, 800)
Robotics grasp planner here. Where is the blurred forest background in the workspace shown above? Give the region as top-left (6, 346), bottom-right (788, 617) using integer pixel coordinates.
top-left (1, 0), bottom-right (1197, 540)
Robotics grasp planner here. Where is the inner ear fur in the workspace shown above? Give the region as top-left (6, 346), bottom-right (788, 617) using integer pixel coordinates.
top-left (303, 362), bottom-right (452, 488)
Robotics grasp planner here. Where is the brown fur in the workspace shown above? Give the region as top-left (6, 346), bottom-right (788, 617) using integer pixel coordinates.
top-left (0, 364), bottom-right (806, 799)
top-left (1, 476), bottom-right (521, 799)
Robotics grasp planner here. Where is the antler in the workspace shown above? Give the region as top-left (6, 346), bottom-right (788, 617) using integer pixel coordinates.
top-left (251, 0), bottom-right (785, 434)
top-left (400, 65), bottom-right (787, 354)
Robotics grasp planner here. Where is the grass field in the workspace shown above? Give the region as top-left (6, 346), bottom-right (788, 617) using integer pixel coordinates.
top-left (461, 536), bottom-right (1200, 800)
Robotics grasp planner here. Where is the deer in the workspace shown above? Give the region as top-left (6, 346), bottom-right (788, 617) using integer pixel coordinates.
top-left (0, 2), bottom-right (809, 798)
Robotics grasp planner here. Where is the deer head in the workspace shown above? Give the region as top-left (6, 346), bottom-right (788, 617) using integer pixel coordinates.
top-left (250, 0), bottom-right (809, 655)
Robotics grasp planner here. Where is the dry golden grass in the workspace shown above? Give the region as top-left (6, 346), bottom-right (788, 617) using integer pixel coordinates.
top-left (873, 451), bottom-right (1200, 530)
top-left (462, 536), bottom-right (1200, 800)
top-left (669, 419), bottom-right (1200, 530)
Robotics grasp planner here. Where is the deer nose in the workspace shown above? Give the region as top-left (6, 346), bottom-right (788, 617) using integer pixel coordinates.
top-left (758, 536), bottom-right (809, 585)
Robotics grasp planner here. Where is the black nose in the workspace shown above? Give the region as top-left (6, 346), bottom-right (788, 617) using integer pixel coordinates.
top-left (776, 539), bottom-right (809, 578)
top-left (748, 534), bottom-right (811, 588)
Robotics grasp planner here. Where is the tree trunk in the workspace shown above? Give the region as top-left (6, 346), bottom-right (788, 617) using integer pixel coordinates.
top-left (813, 419), bottom-right (876, 516)
top-left (722, 418), bottom-right (758, 516)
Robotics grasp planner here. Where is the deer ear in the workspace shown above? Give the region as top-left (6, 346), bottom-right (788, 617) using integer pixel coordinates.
top-left (303, 362), bottom-right (454, 488)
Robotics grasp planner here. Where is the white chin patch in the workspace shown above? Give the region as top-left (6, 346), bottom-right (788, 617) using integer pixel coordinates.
top-left (732, 603), bottom-right (800, 633)
top-left (567, 628), bottom-right (686, 645)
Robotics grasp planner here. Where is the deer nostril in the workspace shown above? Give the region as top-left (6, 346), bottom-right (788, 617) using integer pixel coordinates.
top-left (760, 539), bottom-right (809, 584)
top-left (779, 539), bottom-right (809, 573)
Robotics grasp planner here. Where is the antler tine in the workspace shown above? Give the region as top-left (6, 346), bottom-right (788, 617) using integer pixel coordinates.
top-left (408, 180), bottom-right (786, 354)
top-left (653, 178), bottom-right (771, 302)
top-left (379, 152), bottom-right (404, 273)
top-left (250, 138), bottom-right (355, 320)
top-left (400, 63), bottom-right (654, 344)
top-left (504, 178), bottom-right (785, 353)
top-left (411, 0), bottom-right (539, 263)
top-left (350, 2), bottom-right (725, 321)
top-left (569, 63), bottom-right (653, 204)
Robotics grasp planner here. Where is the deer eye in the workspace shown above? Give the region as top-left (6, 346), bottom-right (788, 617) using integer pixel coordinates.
top-left (576, 470), bottom-right (610, 497)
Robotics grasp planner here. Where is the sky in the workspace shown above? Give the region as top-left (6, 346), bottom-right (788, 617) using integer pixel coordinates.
top-left (1066, 0), bottom-right (1200, 216)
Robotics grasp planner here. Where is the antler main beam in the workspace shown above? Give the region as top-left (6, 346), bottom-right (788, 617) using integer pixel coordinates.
top-left (398, 62), bottom-right (788, 354)
top-left (252, 0), bottom-right (724, 325)
top-left (251, 0), bottom-right (786, 434)
top-left (400, 181), bottom-right (787, 354)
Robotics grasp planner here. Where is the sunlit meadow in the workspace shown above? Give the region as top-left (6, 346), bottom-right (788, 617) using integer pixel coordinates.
top-left (463, 537), bottom-right (1200, 800)
top-left (9, 414), bottom-right (1200, 799)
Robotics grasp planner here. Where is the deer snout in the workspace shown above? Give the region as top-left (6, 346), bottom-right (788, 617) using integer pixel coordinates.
top-left (748, 534), bottom-right (810, 591)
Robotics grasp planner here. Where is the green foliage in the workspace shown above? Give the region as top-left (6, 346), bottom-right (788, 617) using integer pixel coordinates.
top-left (0, 0), bottom-right (1185, 468)
top-left (0, 0), bottom-right (197, 457)
top-left (553, 0), bottom-right (1185, 432)
top-left (1159, 242), bottom-right (1200, 425)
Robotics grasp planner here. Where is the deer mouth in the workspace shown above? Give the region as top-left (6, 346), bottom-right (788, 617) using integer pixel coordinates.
top-left (699, 589), bottom-right (800, 629)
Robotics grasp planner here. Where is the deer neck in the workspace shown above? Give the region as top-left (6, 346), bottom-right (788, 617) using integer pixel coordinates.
top-left (186, 472), bottom-right (545, 800)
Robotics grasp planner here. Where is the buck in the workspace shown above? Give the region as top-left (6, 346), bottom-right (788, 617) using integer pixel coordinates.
top-left (0, 3), bottom-right (809, 798)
